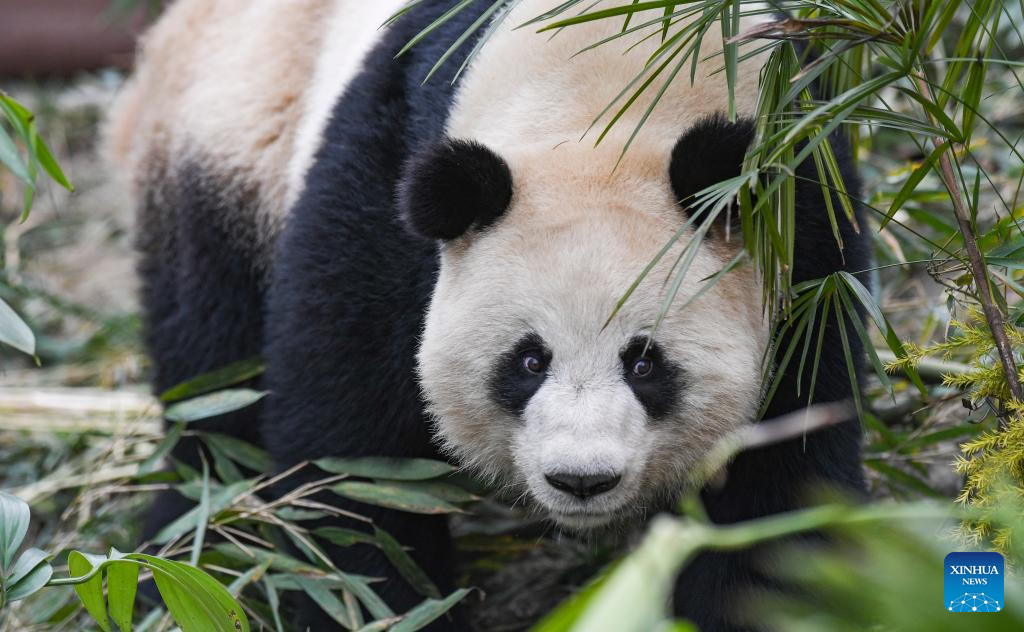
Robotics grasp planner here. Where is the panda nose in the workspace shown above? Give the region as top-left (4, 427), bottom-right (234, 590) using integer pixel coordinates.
top-left (544, 472), bottom-right (621, 499)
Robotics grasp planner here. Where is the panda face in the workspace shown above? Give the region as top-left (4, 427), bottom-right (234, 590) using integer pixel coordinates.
top-left (412, 140), bottom-right (770, 529)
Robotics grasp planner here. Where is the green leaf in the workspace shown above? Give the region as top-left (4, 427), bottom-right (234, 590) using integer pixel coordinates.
top-left (880, 142), bottom-right (946, 229)
top-left (159, 358), bottom-right (266, 403)
top-left (313, 527), bottom-right (378, 548)
top-left (191, 460), bottom-right (212, 567)
top-left (355, 618), bottom-right (403, 632)
top-left (898, 424), bottom-right (983, 452)
top-left (6, 546), bottom-right (48, 585)
top-left (394, 0), bottom-right (476, 58)
top-left (532, 569), bottom-right (613, 632)
top-left (262, 575), bottom-right (285, 632)
top-left (226, 559), bottom-right (271, 596)
top-left (205, 437), bottom-right (245, 484)
top-left (155, 479), bottom-right (254, 545)
top-left (292, 576), bottom-right (356, 629)
top-left (5, 554), bottom-right (52, 602)
top-left (837, 272), bottom-right (926, 395)
top-left (0, 125), bottom-right (31, 184)
top-left (5, 547), bottom-right (52, 602)
top-left (373, 526), bottom-right (441, 599)
top-left (390, 588), bottom-right (472, 632)
top-left (270, 571), bottom-right (395, 622)
top-left (331, 482), bottom-right (462, 514)
top-left (138, 422), bottom-right (184, 475)
top-left (106, 556), bottom-right (139, 632)
top-left (0, 492), bottom-right (31, 572)
top-left (68, 551), bottom-right (112, 632)
top-left (164, 389), bottom-right (267, 423)
top-left (376, 480), bottom-right (479, 504)
top-left (315, 457), bottom-right (455, 481)
top-left (0, 489), bottom-right (31, 577)
top-left (0, 297), bottom-right (35, 356)
top-left (131, 553), bottom-right (249, 632)
top-left (32, 133), bottom-right (72, 192)
top-left (421, 0), bottom-right (507, 84)
top-left (203, 433), bottom-right (274, 473)
top-left (864, 460), bottom-right (943, 498)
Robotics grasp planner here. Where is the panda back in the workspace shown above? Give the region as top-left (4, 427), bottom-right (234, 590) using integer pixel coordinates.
top-left (106, 0), bottom-right (405, 259)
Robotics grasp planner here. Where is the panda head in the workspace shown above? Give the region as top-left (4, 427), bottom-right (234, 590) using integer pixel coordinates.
top-left (399, 116), bottom-right (769, 530)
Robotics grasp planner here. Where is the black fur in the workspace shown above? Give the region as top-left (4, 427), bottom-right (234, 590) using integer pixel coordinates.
top-left (620, 337), bottom-right (682, 420)
top-left (398, 138), bottom-right (513, 240)
top-left (259, 5), bottom-right (497, 630)
top-left (137, 2), bottom-right (869, 630)
top-left (669, 113), bottom-right (755, 234)
top-left (135, 159), bottom-right (268, 541)
top-left (489, 333), bottom-right (552, 415)
top-left (673, 130), bottom-right (869, 631)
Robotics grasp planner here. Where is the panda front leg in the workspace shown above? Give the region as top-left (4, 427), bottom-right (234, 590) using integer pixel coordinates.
top-left (260, 197), bottom-right (466, 629)
top-left (136, 163), bottom-right (269, 542)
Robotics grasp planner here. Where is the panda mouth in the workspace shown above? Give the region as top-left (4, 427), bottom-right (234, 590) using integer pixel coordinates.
top-left (547, 508), bottom-right (619, 530)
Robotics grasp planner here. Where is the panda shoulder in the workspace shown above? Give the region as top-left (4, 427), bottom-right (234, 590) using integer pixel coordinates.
top-left (105, 0), bottom-right (335, 223)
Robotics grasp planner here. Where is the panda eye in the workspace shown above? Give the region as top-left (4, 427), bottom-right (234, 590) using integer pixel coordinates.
top-left (631, 357), bottom-right (654, 378)
top-left (521, 351), bottom-right (547, 375)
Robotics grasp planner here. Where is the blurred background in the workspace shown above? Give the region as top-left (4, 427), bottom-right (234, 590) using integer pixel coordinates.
top-left (0, 0), bottom-right (158, 391)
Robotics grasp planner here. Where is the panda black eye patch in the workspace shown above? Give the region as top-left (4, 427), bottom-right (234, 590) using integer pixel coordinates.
top-left (490, 333), bottom-right (551, 416)
top-left (621, 337), bottom-right (682, 420)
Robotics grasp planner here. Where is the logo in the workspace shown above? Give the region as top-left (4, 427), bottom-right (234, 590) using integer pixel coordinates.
top-left (944, 552), bottom-right (1004, 612)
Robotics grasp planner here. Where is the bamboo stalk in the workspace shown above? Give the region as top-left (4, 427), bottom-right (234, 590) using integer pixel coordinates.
top-left (912, 74), bottom-right (1023, 415)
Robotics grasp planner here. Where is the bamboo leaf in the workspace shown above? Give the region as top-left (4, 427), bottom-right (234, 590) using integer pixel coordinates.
top-left (880, 141), bottom-right (946, 229)
top-left (331, 482), bottom-right (462, 514)
top-left (191, 459), bottom-right (211, 567)
top-left (293, 576), bottom-right (356, 629)
top-left (390, 588), bottom-right (473, 632)
top-left (373, 526), bottom-right (441, 599)
top-left (0, 125), bottom-right (30, 184)
top-left (0, 297), bottom-right (35, 356)
top-left (315, 457), bottom-right (455, 481)
top-left (159, 358), bottom-right (266, 403)
top-left (164, 389), bottom-right (267, 423)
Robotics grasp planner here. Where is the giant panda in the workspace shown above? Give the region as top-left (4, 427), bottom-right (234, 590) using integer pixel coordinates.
top-left (107, 0), bottom-right (869, 630)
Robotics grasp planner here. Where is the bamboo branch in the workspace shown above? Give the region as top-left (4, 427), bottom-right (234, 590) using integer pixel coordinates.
top-left (912, 75), bottom-right (1023, 413)
top-left (935, 145), bottom-right (1023, 404)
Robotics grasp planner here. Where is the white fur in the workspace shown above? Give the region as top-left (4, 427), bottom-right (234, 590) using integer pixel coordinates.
top-left (285, 0), bottom-right (410, 208)
top-left (418, 1), bottom-right (774, 527)
top-left (107, 0), bottom-right (403, 253)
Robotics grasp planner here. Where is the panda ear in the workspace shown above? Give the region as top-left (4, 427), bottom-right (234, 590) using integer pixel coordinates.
top-left (669, 114), bottom-right (755, 229)
top-left (398, 139), bottom-right (513, 241)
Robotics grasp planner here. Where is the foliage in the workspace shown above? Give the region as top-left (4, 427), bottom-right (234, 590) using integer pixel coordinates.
top-left (0, 92), bottom-right (73, 357)
top-left (957, 408), bottom-right (1024, 555)
top-left (534, 497), bottom-right (1024, 631)
top-left (0, 491), bottom-right (249, 631)
top-left (0, 360), bottom-right (473, 630)
top-left (886, 310), bottom-right (1024, 552)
